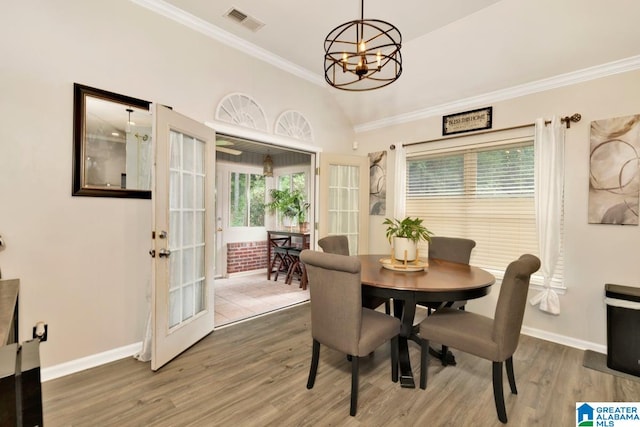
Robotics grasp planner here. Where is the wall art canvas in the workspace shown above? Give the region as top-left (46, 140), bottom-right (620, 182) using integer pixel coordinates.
top-left (588, 114), bottom-right (640, 225)
top-left (369, 150), bottom-right (387, 215)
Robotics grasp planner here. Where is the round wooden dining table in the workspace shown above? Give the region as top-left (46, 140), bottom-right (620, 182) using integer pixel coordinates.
top-left (358, 254), bottom-right (496, 388)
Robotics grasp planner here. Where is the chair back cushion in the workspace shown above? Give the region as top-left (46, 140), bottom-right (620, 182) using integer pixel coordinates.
top-left (492, 254), bottom-right (541, 359)
top-left (428, 237), bottom-right (476, 264)
top-left (300, 250), bottom-right (362, 355)
top-left (317, 235), bottom-right (350, 256)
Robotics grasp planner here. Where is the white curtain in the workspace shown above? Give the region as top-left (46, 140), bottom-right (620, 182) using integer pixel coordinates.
top-left (394, 145), bottom-right (406, 219)
top-left (134, 310), bottom-right (152, 362)
top-left (134, 278), bottom-right (152, 362)
top-left (529, 117), bottom-right (564, 315)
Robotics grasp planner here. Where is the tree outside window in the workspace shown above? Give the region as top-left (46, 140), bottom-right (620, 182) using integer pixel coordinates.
top-left (230, 172), bottom-right (265, 227)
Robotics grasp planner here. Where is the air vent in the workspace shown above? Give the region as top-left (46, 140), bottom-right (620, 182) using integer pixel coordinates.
top-left (224, 7), bottom-right (265, 32)
top-left (226, 8), bottom-right (247, 23)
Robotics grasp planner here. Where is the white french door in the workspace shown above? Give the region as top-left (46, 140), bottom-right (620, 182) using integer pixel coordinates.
top-left (318, 153), bottom-right (369, 254)
top-left (151, 105), bottom-right (216, 371)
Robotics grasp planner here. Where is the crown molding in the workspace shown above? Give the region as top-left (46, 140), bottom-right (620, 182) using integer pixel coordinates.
top-left (355, 54), bottom-right (640, 133)
top-left (130, 0), bottom-right (640, 135)
top-left (130, 0), bottom-right (324, 86)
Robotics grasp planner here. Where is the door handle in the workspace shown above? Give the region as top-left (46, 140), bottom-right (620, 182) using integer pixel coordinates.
top-left (158, 248), bottom-right (171, 258)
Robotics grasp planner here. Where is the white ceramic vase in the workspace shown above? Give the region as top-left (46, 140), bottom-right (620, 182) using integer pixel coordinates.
top-left (393, 237), bottom-right (417, 262)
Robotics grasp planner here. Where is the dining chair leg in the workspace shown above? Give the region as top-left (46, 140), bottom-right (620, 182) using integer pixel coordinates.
top-left (350, 356), bottom-right (359, 416)
top-left (505, 356), bottom-right (517, 394)
top-left (420, 338), bottom-right (429, 389)
top-left (300, 264), bottom-right (308, 290)
top-left (391, 336), bottom-right (399, 383)
top-left (441, 345), bottom-right (449, 366)
top-left (492, 361), bottom-right (508, 423)
top-left (307, 339), bottom-right (320, 389)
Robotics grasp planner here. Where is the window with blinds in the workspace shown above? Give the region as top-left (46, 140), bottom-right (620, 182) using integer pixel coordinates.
top-left (406, 137), bottom-right (564, 286)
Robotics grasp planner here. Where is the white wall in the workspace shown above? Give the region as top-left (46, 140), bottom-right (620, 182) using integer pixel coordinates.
top-left (2, 0), bottom-right (636, 371)
top-left (356, 70), bottom-right (640, 350)
top-left (0, 1), bottom-right (354, 367)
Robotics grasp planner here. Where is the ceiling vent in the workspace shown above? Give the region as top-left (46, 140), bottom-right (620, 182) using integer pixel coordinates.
top-left (224, 7), bottom-right (265, 32)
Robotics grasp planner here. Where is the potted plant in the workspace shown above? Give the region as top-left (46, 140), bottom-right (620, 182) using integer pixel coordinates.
top-left (266, 188), bottom-right (309, 230)
top-left (383, 216), bottom-right (433, 261)
top-left (290, 191), bottom-right (310, 231)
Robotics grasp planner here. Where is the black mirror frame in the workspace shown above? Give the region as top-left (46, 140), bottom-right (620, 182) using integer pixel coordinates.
top-left (72, 83), bottom-right (152, 199)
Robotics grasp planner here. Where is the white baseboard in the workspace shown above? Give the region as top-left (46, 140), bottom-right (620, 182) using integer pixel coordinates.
top-left (226, 268), bottom-right (267, 279)
top-left (40, 325), bottom-right (606, 383)
top-left (41, 342), bottom-right (142, 382)
top-left (521, 326), bottom-right (606, 354)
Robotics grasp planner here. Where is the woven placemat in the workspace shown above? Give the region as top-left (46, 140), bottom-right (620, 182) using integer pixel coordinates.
top-left (583, 350), bottom-right (640, 382)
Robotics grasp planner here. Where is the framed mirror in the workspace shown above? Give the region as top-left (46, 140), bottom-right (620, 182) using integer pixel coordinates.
top-left (73, 83), bottom-right (152, 198)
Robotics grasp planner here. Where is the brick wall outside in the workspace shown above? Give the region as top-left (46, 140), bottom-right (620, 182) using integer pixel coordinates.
top-left (227, 240), bottom-right (269, 274)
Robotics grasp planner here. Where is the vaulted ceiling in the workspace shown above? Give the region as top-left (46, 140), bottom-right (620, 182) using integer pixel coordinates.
top-left (136, 0), bottom-right (640, 130)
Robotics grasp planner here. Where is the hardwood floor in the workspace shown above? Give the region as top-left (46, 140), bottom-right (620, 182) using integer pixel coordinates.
top-left (42, 304), bottom-right (640, 426)
top-left (214, 272), bottom-right (309, 326)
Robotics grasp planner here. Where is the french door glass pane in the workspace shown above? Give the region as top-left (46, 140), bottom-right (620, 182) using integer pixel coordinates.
top-left (194, 280), bottom-right (205, 313)
top-left (182, 283), bottom-right (194, 320)
top-left (168, 130), bottom-right (207, 330)
top-left (182, 248), bottom-right (194, 283)
top-left (328, 164), bottom-right (360, 254)
top-left (183, 136), bottom-right (194, 172)
top-left (169, 289), bottom-right (180, 328)
top-left (196, 176), bottom-right (205, 209)
top-left (183, 214), bottom-right (194, 246)
top-left (170, 172), bottom-right (180, 209)
top-left (195, 212), bottom-right (204, 244)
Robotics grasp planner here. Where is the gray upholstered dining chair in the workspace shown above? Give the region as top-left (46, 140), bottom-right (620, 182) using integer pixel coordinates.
top-left (428, 236), bottom-right (476, 265)
top-left (424, 236), bottom-right (476, 310)
top-left (419, 236), bottom-right (477, 362)
top-left (300, 250), bottom-right (400, 416)
top-left (318, 235), bottom-right (391, 314)
top-left (418, 254), bottom-right (540, 424)
top-left (317, 235), bottom-right (350, 256)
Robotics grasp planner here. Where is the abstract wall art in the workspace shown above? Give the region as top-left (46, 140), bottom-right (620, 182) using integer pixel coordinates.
top-left (369, 150), bottom-right (387, 215)
top-left (588, 114), bottom-right (640, 225)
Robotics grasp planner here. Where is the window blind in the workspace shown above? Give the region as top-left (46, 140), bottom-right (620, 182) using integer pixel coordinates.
top-left (406, 137), bottom-right (564, 284)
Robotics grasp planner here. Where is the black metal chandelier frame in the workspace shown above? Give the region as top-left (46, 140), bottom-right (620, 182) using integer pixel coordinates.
top-left (324, 0), bottom-right (402, 91)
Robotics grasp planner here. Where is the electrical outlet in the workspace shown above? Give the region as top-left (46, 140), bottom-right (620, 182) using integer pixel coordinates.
top-left (32, 323), bottom-right (48, 342)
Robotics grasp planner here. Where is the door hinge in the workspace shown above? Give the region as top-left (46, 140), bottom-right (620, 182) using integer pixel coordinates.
top-left (315, 167), bottom-right (319, 175)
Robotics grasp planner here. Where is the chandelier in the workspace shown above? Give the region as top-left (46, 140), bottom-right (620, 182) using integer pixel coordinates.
top-left (324, 0), bottom-right (402, 91)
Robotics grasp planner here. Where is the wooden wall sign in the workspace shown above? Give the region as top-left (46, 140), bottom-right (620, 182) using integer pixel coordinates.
top-left (443, 107), bottom-right (493, 136)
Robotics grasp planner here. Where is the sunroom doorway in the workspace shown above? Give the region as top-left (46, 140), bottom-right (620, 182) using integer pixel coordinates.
top-left (214, 133), bottom-right (314, 326)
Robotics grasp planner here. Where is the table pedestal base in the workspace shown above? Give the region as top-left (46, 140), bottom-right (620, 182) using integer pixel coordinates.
top-left (398, 337), bottom-right (415, 388)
